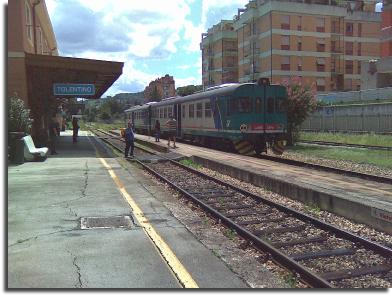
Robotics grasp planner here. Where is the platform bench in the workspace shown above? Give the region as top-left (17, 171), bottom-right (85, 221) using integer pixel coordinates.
top-left (23, 135), bottom-right (49, 161)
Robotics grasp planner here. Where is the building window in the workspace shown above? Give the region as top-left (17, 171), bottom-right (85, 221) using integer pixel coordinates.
top-left (345, 60), bottom-right (353, 74)
top-left (297, 16), bottom-right (302, 31)
top-left (316, 78), bottom-right (326, 91)
top-left (358, 23), bottom-right (362, 37)
top-left (316, 39), bottom-right (326, 52)
top-left (25, 1), bottom-right (33, 42)
top-left (297, 37), bottom-right (302, 51)
top-left (345, 42), bottom-right (353, 55)
top-left (346, 23), bottom-right (353, 36)
top-left (344, 79), bottom-right (352, 90)
top-left (189, 104), bottom-right (194, 118)
top-left (196, 103), bottom-right (203, 118)
top-left (281, 35), bottom-right (290, 50)
top-left (316, 17), bottom-right (325, 32)
top-left (281, 15), bottom-right (290, 29)
top-left (358, 61), bottom-right (361, 74)
top-left (316, 58), bottom-right (325, 72)
top-left (357, 42), bottom-right (361, 56)
top-left (281, 56), bottom-right (290, 71)
top-left (297, 57), bottom-right (302, 71)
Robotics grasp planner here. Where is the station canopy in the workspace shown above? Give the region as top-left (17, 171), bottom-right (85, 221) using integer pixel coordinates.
top-left (25, 53), bottom-right (124, 100)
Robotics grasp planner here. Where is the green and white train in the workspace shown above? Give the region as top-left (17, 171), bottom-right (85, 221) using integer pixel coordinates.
top-left (125, 79), bottom-right (288, 155)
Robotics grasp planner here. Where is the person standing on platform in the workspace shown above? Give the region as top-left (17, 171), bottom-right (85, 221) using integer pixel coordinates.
top-left (72, 117), bottom-right (79, 143)
top-left (124, 121), bottom-right (135, 158)
top-left (165, 115), bottom-right (177, 148)
top-left (49, 115), bottom-right (59, 155)
top-left (154, 120), bottom-right (161, 142)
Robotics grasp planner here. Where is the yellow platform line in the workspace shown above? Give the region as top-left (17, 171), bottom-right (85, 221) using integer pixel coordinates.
top-left (99, 157), bottom-right (199, 288)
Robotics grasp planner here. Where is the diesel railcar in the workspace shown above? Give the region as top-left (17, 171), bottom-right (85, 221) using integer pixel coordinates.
top-left (125, 79), bottom-right (288, 155)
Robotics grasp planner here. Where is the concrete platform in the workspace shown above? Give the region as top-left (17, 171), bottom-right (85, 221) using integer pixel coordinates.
top-left (7, 130), bottom-right (257, 288)
top-left (133, 134), bottom-right (392, 235)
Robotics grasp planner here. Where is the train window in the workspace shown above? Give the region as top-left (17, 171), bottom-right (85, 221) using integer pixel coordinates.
top-left (196, 103), bottom-right (203, 118)
top-left (160, 108), bottom-right (163, 118)
top-left (168, 107), bottom-right (172, 118)
top-left (189, 104), bottom-right (194, 118)
top-left (238, 97), bottom-right (251, 113)
top-left (164, 107), bottom-right (167, 118)
top-left (255, 97), bottom-right (262, 113)
top-left (275, 97), bottom-right (287, 113)
top-left (205, 102), bottom-right (212, 117)
top-left (267, 97), bottom-right (274, 114)
top-left (182, 105), bottom-right (185, 118)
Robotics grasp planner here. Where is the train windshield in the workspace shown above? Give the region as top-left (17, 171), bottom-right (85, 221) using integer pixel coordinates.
top-left (227, 97), bottom-right (252, 114)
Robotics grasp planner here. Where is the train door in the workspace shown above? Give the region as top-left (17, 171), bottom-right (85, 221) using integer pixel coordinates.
top-left (174, 103), bottom-right (182, 138)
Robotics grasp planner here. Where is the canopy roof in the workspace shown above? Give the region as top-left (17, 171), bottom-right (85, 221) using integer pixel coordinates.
top-left (25, 53), bottom-right (124, 99)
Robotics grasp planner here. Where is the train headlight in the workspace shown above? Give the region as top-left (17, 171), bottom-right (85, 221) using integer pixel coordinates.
top-left (240, 124), bottom-right (248, 133)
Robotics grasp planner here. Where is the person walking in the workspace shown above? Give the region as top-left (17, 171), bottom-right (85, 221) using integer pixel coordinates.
top-left (72, 117), bottom-right (79, 143)
top-left (124, 121), bottom-right (135, 158)
top-left (49, 115), bottom-right (59, 155)
top-left (154, 120), bottom-right (161, 142)
top-left (166, 116), bottom-right (177, 148)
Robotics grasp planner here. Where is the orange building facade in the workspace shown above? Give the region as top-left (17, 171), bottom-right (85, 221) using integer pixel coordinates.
top-left (200, 21), bottom-right (239, 87)
top-left (144, 75), bottom-right (176, 101)
top-left (381, 0), bottom-right (392, 57)
top-left (8, 0), bottom-right (58, 104)
top-left (201, 0), bottom-right (382, 92)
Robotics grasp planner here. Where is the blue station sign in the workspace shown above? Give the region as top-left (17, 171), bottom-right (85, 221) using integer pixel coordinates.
top-left (53, 83), bottom-right (95, 96)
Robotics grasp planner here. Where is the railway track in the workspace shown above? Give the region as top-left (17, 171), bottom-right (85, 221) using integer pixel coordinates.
top-left (92, 129), bottom-right (392, 288)
top-left (298, 140), bottom-right (392, 151)
top-left (258, 154), bottom-right (392, 184)
top-left (104, 129), bottom-right (391, 184)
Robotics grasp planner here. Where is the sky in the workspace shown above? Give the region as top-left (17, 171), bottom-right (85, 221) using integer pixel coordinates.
top-left (45, 0), bottom-right (250, 97)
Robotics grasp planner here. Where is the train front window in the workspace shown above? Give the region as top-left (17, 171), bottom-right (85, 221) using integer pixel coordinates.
top-left (238, 97), bottom-right (251, 113)
top-left (267, 97), bottom-right (274, 114)
top-left (275, 97), bottom-right (287, 113)
top-left (255, 97), bottom-right (262, 113)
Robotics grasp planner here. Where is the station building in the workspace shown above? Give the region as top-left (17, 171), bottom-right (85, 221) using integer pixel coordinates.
top-left (201, 0), bottom-right (382, 92)
top-left (8, 0), bottom-right (124, 145)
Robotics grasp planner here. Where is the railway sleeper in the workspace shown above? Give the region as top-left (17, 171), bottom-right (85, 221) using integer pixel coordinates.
top-left (290, 248), bottom-right (356, 261)
top-left (224, 209), bottom-right (270, 218)
top-left (319, 264), bottom-right (392, 281)
top-left (215, 204), bottom-right (255, 211)
top-left (252, 225), bottom-right (306, 236)
top-left (236, 216), bottom-right (287, 226)
top-left (271, 236), bottom-right (328, 248)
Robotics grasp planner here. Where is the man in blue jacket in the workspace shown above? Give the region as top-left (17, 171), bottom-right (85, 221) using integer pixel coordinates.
top-left (124, 121), bottom-right (135, 158)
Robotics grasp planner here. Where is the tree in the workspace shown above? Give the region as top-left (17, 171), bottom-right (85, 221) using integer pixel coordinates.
top-left (8, 95), bottom-right (32, 133)
top-left (176, 85), bottom-right (203, 96)
top-left (280, 77), bottom-right (317, 146)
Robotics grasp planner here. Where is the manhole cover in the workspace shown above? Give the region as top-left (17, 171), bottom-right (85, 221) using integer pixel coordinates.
top-left (80, 216), bottom-right (133, 229)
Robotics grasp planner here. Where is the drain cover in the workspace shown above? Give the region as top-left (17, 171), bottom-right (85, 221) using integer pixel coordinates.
top-left (80, 216), bottom-right (133, 229)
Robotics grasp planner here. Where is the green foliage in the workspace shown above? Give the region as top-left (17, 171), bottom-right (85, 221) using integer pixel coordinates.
top-left (224, 228), bottom-right (237, 240)
top-left (8, 96), bottom-right (32, 133)
top-left (280, 77), bottom-right (317, 145)
top-left (179, 159), bottom-right (202, 169)
top-left (283, 273), bottom-right (298, 288)
top-left (176, 85), bottom-right (203, 96)
top-left (304, 203), bottom-right (321, 214)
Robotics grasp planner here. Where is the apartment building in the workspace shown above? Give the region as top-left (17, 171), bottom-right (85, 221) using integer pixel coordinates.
top-left (144, 74), bottom-right (176, 101)
top-left (202, 0), bottom-right (381, 92)
top-left (361, 0), bottom-right (392, 88)
top-left (200, 20), bottom-right (239, 87)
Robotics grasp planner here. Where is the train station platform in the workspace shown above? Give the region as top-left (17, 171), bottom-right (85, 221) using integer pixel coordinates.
top-left (8, 130), bottom-right (283, 288)
top-left (132, 133), bottom-right (392, 235)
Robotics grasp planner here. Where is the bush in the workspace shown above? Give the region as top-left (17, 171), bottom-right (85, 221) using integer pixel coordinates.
top-left (8, 96), bottom-right (32, 133)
